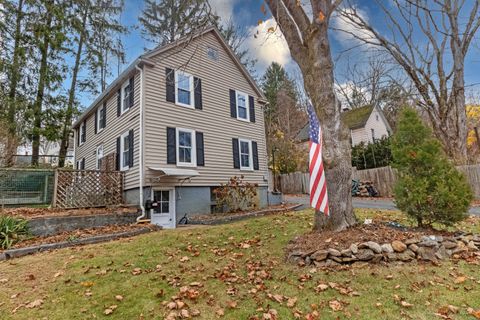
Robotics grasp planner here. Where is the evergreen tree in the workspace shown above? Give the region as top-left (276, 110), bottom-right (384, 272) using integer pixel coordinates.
top-left (139, 0), bottom-right (216, 46)
top-left (392, 108), bottom-right (472, 227)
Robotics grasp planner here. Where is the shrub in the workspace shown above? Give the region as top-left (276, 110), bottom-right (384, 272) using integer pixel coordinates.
top-left (391, 108), bottom-right (473, 227)
top-left (213, 176), bottom-right (258, 213)
top-left (0, 215), bottom-right (30, 249)
top-left (351, 136), bottom-right (392, 169)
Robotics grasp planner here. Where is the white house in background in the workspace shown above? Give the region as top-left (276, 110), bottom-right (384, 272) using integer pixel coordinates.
top-left (295, 105), bottom-right (392, 147)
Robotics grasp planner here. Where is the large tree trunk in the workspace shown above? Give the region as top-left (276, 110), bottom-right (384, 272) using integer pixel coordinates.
top-left (5, 0), bottom-right (25, 166)
top-left (31, 7), bottom-right (53, 166)
top-left (300, 26), bottom-right (356, 231)
top-left (265, 0), bottom-right (356, 231)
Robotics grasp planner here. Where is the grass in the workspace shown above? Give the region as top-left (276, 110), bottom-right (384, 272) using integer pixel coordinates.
top-left (0, 209), bottom-right (479, 320)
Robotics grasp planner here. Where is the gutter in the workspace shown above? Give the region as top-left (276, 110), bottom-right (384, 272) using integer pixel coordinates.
top-left (135, 64), bottom-right (146, 222)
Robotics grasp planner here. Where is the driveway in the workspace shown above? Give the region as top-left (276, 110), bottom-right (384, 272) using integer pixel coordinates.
top-left (284, 194), bottom-right (480, 216)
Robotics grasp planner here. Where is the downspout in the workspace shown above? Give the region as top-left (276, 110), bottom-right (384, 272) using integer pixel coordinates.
top-left (136, 64), bottom-right (146, 222)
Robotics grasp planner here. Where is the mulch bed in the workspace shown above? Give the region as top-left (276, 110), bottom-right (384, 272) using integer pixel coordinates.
top-left (2, 224), bottom-right (157, 252)
top-left (288, 223), bottom-right (454, 253)
top-left (1, 206), bottom-right (138, 220)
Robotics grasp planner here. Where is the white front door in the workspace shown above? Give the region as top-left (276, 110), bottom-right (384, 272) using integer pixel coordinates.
top-left (151, 189), bottom-right (175, 229)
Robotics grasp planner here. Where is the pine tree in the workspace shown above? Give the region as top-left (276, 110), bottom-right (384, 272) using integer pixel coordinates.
top-left (139, 0), bottom-right (216, 46)
top-left (392, 108), bottom-right (473, 227)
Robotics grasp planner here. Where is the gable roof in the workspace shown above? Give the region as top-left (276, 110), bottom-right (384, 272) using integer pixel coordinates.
top-left (341, 105), bottom-right (374, 130)
top-left (295, 105), bottom-right (387, 142)
top-left (73, 26), bottom-right (264, 129)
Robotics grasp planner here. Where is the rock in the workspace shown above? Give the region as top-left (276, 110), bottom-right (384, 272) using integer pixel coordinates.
top-left (311, 250), bottom-right (329, 261)
top-left (417, 247), bottom-right (438, 262)
top-left (397, 252), bottom-right (414, 261)
top-left (313, 261), bottom-right (326, 267)
top-left (381, 243), bottom-right (394, 253)
top-left (356, 249), bottom-right (375, 261)
top-left (341, 249), bottom-right (352, 257)
top-left (418, 239), bottom-right (438, 247)
top-left (328, 248), bottom-right (342, 257)
top-left (405, 238), bottom-right (420, 245)
top-left (467, 241), bottom-right (478, 251)
top-left (330, 256), bottom-right (343, 263)
top-left (391, 240), bottom-right (407, 252)
top-left (386, 253), bottom-right (398, 261)
top-left (350, 243), bottom-right (359, 255)
top-left (359, 241), bottom-right (382, 254)
top-left (342, 256), bottom-right (357, 263)
top-left (435, 246), bottom-right (448, 260)
top-left (305, 256), bottom-right (312, 266)
top-left (442, 241), bottom-right (457, 250)
top-left (324, 259), bottom-right (340, 267)
top-left (408, 244), bottom-right (419, 253)
top-left (423, 235), bottom-right (443, 242)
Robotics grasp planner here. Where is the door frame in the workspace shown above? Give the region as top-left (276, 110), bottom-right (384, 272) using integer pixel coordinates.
top-left (150, 187), bottom-right (176, 228)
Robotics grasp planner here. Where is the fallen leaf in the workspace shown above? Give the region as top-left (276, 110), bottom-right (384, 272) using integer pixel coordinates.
top-left (400, 301), bottom-right (413, 308)
top-left (216, 308), bottom-right (225, 316)
top-left (287, 297), bottom-right (297, 308)
top-left (131, 268), bottom-right (142, 275)
top-left (115, 295), bottom-right (123, 301)
top-left (25, 299), bottom-right (43, 309)
top-left (454, 276), bottom-right (466, 284)
top-left (329, 300), bottom-right (342, 311)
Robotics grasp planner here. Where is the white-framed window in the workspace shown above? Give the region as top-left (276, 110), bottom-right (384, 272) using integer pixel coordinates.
top-left (79, 122), bottom-right (86, 146)
top-left (121, 80), bottom-right (131, 114)
top-left (97, 106), bottom-right (105, 132)
top-left (176, 128), bottom-right (196, 167)
top-left (76, 158), bottom-right (84, 170)
top-left (96, 144), bottom-right (104, 170)
top-left (239, 138), bottom-right (253, 170)
top-left (120, 131), bottom-right (130, 171)
top-left (175, 71), bottom-right (194, 108)
top-left (236, 91), bottom-right (249, 121)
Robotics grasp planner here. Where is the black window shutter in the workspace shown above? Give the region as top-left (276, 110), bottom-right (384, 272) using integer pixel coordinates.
top-left (116, 137), bottom-right (120, 170)
top-left (94, 108), bottom-right (98, 134)
top-left (129, 77), bottom-right (134, 108)
top-left (166, 68), bottom-right (175, 103)
top-left (81, 158), bottom-right (85, 170)
top-left (102, 103), bottom-right (107, 128)
top-left (249, 96), bottom-right (255, 123)
top-left (194, 77), bottom-right (202, 110)
top-left (196, 132), bottom-right (204, 166)
top-left (167, 127), bottom-right (176, 164)
top-left (232, 138), bottom-right (240, 169)
top-left (129, 129), bottom-right (134, 167)
top-left (252, 141), bottom-right (259, 170)
top-left (230, 89), bottom-right (237, 118)
top-left (117, 88), bottom-right (121, 116)
top-left (77, 128), bottom-right (80, 146)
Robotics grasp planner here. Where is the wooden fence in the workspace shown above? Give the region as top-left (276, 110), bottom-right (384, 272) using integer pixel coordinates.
top-left (278, 164), bottom-right (480, 199)
top-left (53, 170), bottom-right (124, 208)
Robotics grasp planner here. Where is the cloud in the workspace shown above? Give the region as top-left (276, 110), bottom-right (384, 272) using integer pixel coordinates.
top-left (244, 18), bottom-right (292, 70)
top-left (209, 0), bottom-right (237, 22)
top-left (331, 7), bottom-right (378, 48)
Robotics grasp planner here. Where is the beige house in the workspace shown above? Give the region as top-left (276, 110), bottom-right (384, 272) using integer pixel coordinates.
top-left (72, 27), bottom-right (276, 228)
top-left (296, 105), bottom-right (392, 147)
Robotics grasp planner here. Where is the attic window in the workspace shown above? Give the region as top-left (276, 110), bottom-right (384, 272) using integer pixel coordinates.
top-left (207, 47), bottom-right (219, 61)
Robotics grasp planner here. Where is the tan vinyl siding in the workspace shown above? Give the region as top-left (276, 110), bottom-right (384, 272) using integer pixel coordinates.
top-left (74, 73), bottom-right (141, 189)
top-left (144, 31), bottom-right (268, 187)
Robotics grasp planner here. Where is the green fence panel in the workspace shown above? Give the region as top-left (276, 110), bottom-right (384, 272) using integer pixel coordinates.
top-left (0, 169), bottom-right (55, 206)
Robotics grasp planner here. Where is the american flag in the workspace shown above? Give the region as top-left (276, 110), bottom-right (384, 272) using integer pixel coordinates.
top-left (307, 101), bottom-right (329, 216)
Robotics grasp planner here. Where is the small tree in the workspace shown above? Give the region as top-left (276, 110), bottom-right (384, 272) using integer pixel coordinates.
top-left (391, 108), bottom-right (472, 227)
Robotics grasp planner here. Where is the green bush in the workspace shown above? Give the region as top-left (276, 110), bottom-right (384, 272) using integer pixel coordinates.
top-left (0, 215), bottom-right (30, 249)
top-left (391, 108), bottom-right (472, 227)
top-left (352, 136), bottom-right (392, 169)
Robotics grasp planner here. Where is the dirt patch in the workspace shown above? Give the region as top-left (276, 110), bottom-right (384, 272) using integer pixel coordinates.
top-left (2, 224), bottom-right (157, 252)
top-left (0, 206), bottom-right (138, 220)
top-left (287, 223), bottom-right (456, 254)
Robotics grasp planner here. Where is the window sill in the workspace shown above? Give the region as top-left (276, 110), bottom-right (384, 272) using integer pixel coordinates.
top-left (236, 117), bottom-right (251, 123)
top-left (176, 163), bottom-right (197, 168)
top-left (97, 128), bottom-right (104, 134)
top-left (240, 167), bottom-right (254, 172)
top-left (120, 106), bottom-right (131, 116)
top-left (120, 166), bottom-right (130, 172)
top-left (175, 102), bottom-right (195, 109)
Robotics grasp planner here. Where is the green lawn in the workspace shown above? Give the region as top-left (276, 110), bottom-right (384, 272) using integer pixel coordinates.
top-left (1, 209), bottom-right (479, 320)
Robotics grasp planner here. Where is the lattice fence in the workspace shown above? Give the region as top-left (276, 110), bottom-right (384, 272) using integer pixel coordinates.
top-left (53, 170), bottom-right (124, 208)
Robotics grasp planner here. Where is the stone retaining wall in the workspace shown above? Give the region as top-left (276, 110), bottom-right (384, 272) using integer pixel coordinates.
top-left (28, 212), bottom-right (139, 236)
top-left (289, 234), bottom-right (480, 267)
